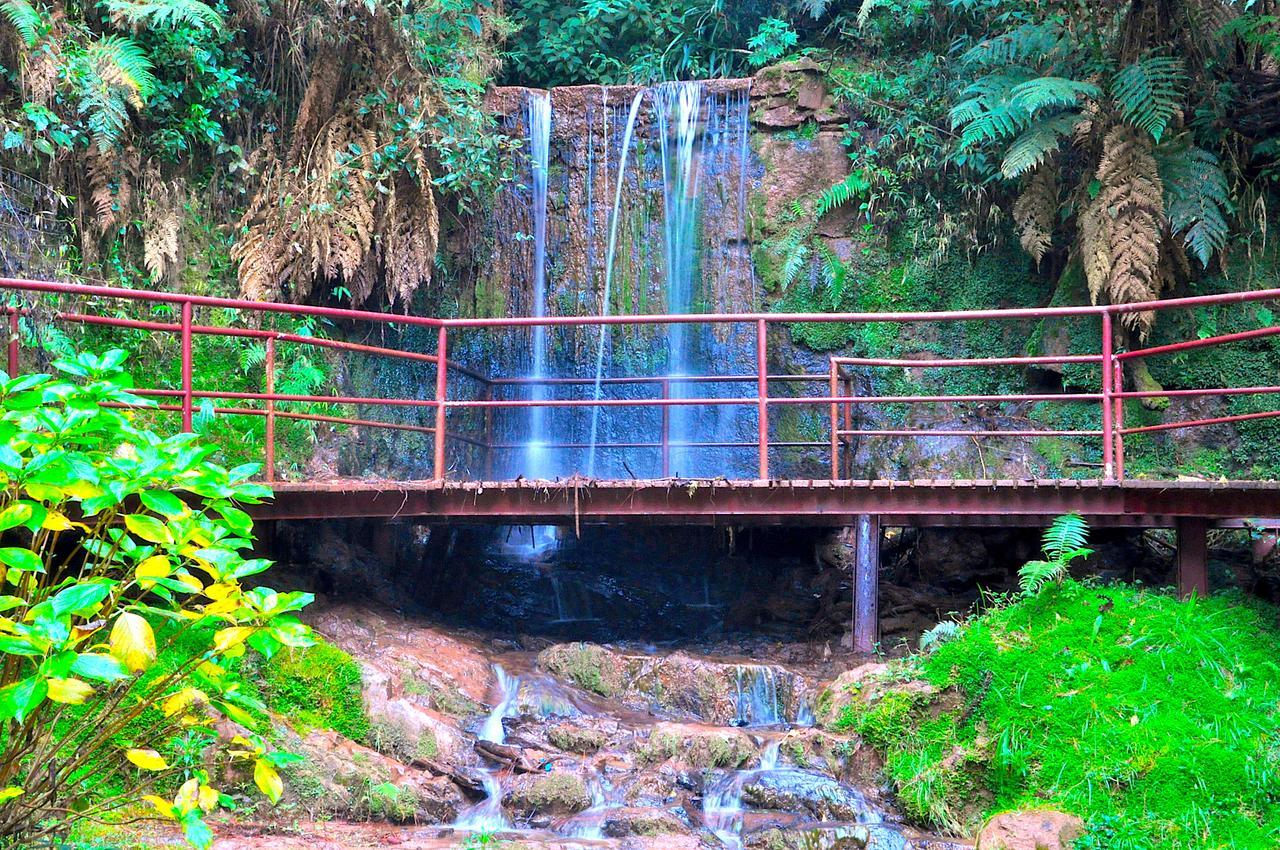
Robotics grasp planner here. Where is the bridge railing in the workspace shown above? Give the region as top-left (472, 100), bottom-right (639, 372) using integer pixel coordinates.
top-left (2, 276), bottom-right (1279, 483)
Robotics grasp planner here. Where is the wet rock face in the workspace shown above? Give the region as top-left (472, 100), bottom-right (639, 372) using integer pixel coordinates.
top-left (742, 769), bottom-right (876, 822)
top-left (641, 722), bottom-right (757, 769)
top-left (505, 772), bottom-right (593, 816)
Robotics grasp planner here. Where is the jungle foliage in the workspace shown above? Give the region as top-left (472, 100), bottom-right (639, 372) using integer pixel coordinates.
top-left (833, 578), bottom-right (1280, 847)
top-left (0, 351), bottom-right (313, 847)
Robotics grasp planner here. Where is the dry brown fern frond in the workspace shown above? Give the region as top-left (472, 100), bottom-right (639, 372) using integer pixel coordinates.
top-left (1093, 125), bottom-right (1166, 337)
top-left (141, 168), bottom-right (187, 283)
top-left (1013, 165), bottom-right (1057, 265)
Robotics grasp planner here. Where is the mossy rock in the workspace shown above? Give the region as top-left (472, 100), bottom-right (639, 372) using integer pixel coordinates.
top-left (257, 639), bottom-right (368, 740)
top-left (638, 722), bottom-right (755, 769)
top-left (505, 772), bottom-right (592, 816)
top-left (547, 721), bottom-right (608, 754)
top-left (537, 642), bottom-right (624, 697)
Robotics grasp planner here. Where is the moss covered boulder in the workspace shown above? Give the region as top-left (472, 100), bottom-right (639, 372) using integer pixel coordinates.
top-left (639, 722), bottom-right (755, 769)
top-left (537, 642), bottom-right (626, 697)
top-left (505, 772), bottom-right (592, 817)
top-left (547, 720), bottom-right (609, 754)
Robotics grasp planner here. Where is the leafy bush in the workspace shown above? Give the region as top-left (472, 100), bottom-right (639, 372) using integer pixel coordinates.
top-left (0, 351), bottom-right (314, 847)
top-left (834, 580), bottom-right (1280, 846)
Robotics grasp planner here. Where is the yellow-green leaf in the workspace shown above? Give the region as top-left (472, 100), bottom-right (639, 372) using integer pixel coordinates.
top-left (0, 786), bottom-right (22, 803)
top-left (109, 611), bottom-right (156, 673)
top-left (162, 687), bottom-right (208, 717)
top-left (41, 511), bottom-right (74, 531)
top-left (124, 514), bottom-right (172, 545)
top-left (142, 794), bottom-right (174, 818)
top-left (254, 759), bottom-right (283, 804)
top-left (212, 626), bottom-right (254, 653)
top-left (125, 748), bottom-right (169, 771)
top-left (135, 555), bottom-right (171, 588)
top-left (46, 677), bottom-right (93, 705)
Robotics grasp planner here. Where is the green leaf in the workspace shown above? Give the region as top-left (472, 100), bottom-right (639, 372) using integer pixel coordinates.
top-left (141, 490), bottom-right (187, 518)
top-left (125, 514), bottom-right (172, 544)
top-left (70, 652), bottom-right (129, 682)
top-left (0, 675), bottom-right (47, 722)
top-left (181, 810), bottom-right (214, 850)
top-left (49, 581), bottom-right (112, 617)
top-left (0, 547), bottom-right (43, 574)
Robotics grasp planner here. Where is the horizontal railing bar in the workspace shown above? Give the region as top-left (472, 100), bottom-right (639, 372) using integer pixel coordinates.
top-left (1117, 324), bottom-right (1280, 361)
top-left (1117, 386), bottom-right (1280, 400)
top-left (489, 373), bottom-right (825, 386)
top-left (9, 278), bottom-right (1278, 331)
top-left (490, 440), bottom-right (830, 450)
top-left (1120, 409), bottom-right (1280, 435)
top-left (450, 392), bottom-right (1104, 410)
top-left (831, 354), bottom-right (1101, 368)
top-left (836, 429), bottom-right (1102, 437)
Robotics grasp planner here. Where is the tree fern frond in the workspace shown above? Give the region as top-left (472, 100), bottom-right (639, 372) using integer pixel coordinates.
top-left (100, 0), bottom-right (223, 30)
top-left (960, 22), bottom-right (1067, 69)
top-left (1042, 512), bottom-right (1089, 562)
top-left (1, 0), bottom-right (43, 46)
top-left (1157, 135), bottom-right (1232, 267)
top-left (87, 35), bottom-right (158, 102)
top-left (1111, 55), bottom-right (1186, 142)
top-left (816, 169), bottom-right (870, 218)
top-left (1001, 112), bottom-right (1080, 178)
top-left (1009, 77), bottom-right (1101, 116)
top-left (952, 72), bottom-right (1037, 145)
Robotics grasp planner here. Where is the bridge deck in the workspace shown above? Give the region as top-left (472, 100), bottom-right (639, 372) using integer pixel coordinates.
top-left (257, 477), bottom-right (1280, 527)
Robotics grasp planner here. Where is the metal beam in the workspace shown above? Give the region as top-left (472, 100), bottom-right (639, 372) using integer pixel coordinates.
top-left (852, 515), bottom-right (880, 654)
top-left (1177, 516), bottom-right (1210, 598)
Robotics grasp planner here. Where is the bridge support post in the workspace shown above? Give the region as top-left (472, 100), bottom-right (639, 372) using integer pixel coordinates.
top-left (851, 514), bottom-right (880, 654)
top-left (1176, 516), bottom-right (1209, 599)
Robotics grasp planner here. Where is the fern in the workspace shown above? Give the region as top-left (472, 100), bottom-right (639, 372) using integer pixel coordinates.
top-left (1111, 56), bottom-right (1186, 142)
top-left (1009, 77), bottom-right (1101, 116)
top-left (1041, 512), bottom-right (1089, 562)
top-left (1, 0), bottom-right (43, 46)
top-left (816, 169), bottom-right (871, 218)
top-left (87, 35), bottom-right (158, 102)
top-left (1157, 136), bottom-right (1231, 267)
top-left (919, 620), bottom-right (961, 653)
top-left (960, 22), bottom-right (1067, 70)
top-left (952, 72), bottom-right (1037, 146)
top-left (1018, 513), bottom-right (1091, 596)
top-left (1000, 112), bottom-right (1081, 178)
top-left (100, 0), bottom-right (223, 30)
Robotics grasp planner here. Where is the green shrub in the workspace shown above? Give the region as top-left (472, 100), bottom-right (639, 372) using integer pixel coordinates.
top-left (835, 580), bottom-right (1280, 846)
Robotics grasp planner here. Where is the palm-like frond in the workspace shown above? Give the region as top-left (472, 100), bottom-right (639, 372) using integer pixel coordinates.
top-left (1001, 112), bottom-right (1081, 178)
top-left (1111, 55), bottom-right (1186, 142)
top-left (1157, 135), bottom-right (1232, 267)
top-left (100, 0), bottom-right (223, 30)
top-left (1, 0), bottom-right (42, 46)
top-left (1009, 77), bottom-right (1101, 115)
top-left (816, 169), bottom-right (871, 218)
top-left (960, 22), bottom-right (1067, 69)
top-left (1018, 559), bottom-right (1064, 597)
top-left (1041, 512), bottom-right (1089, 562)
top-left (87, 34), bottom-right (158, 102)
top-left (952, 71), bottom-right (1036, 146)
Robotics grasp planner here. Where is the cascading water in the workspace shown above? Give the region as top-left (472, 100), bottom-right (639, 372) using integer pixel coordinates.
top-left (703, 741), bottom-right (782, 850)
top-left (523, 91), bottom-right (552, 480)
top-left (733, 665), bottom-right (783, 727)
top-left (454, 665), bottom-right (519, 831)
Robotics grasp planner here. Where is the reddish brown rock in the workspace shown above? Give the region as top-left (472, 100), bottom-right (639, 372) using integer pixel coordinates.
top-left (976, 810), bottom-right (1085, 850)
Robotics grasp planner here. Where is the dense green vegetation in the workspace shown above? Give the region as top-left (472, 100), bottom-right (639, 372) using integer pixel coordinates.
top-left (833, 580), bottom-right (1280, 847)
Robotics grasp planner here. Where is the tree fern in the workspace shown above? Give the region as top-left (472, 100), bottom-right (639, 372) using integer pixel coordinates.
top-left (1009, 77), bottom-right (1101, 116)
top-left (1, 0), bottom-right (43, 46)
top-left (952, 72), bottom-right (1037, 146)
top-left (87, 35), bottom-right (158, 103)
top-left (100, 0), bottom-right (223, 30)
top-left (1111, 55), bottom-right (1186, 142)
top-left (960, 22), bottom-right (1067, 70)
top-left (1000, 112), bottom-right (1081, 178)
top-left (1157, 135), bottom-right (1231, 267)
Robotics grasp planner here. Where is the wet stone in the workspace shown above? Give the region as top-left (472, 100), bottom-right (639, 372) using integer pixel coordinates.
top-left (742, 769), bottom-right (880, 823)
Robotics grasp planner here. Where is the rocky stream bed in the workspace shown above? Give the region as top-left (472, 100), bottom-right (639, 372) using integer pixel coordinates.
top-left (173, 603), bottom-right (976, 850)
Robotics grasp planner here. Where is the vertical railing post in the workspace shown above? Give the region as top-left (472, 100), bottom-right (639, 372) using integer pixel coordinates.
top-left (7, 309), bottom-right (18, 377)
top-left (1100, 310), bottom-right (1114, 480)
top-left (756, 319), bottom-right (769, 481)
top-left (180, 300), bottom-right (194, 432)
top-left (843, 373), bottom-right (854, 478)
top-left (1113, 357), bottom-right (1124, 480)
top-left (661, 378), bottom-right (670, 478)
top-left (828, 360), bottom-right (839, 480)
top-left (433, 325), bottom-right (448, 482)
top-left (264, 337), bottom-right (276, 483)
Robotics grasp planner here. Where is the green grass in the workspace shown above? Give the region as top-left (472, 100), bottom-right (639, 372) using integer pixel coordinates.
top-left (833, 580), bottom-right (1280, 847)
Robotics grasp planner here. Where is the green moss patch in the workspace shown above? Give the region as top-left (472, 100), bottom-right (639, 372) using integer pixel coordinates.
top-left (258, 640), bottom-right (369, 741)
top-left (833, 580), bottom-right (1280, 846)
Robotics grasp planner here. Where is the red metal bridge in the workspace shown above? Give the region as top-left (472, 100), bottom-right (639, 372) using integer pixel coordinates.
top-left (4, 277), bottom-right (1280, 647)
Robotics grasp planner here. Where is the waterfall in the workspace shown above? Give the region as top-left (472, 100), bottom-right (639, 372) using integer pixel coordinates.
top-left (703, 741), bottom-right (783, 850)
top-left (523, 91), bottom-right (552, 480)
top-left (587, 89), bottom-right (645, 477)
top-left (733, 665), bottom-right (783, 727)
top-left (654, 81), bottom-right (704, 477)
top-left (454, 665), bottom-right (520, 832)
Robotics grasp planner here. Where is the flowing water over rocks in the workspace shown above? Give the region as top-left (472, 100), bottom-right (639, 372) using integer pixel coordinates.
top-left (193, 602), bottom-right (972, 850)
